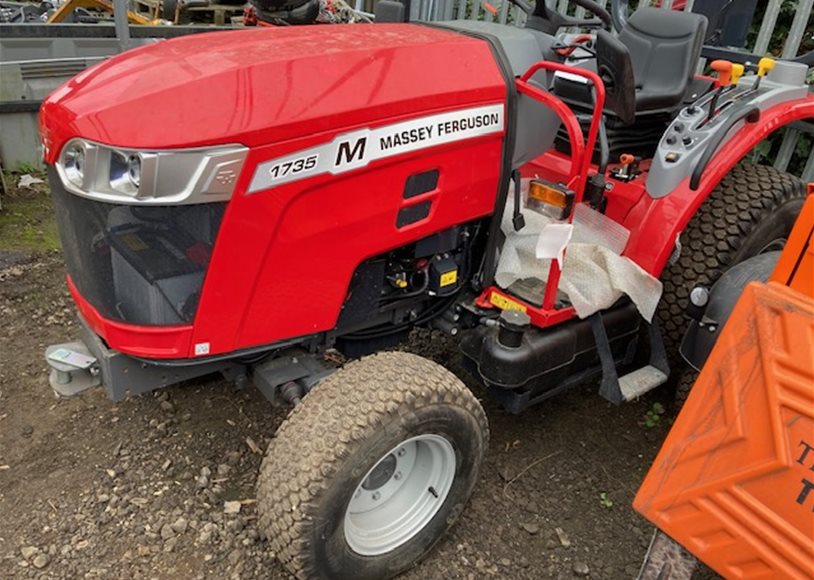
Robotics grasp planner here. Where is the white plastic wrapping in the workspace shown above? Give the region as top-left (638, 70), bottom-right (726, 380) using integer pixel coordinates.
top-left (496, 188), bottom-right (662, 321)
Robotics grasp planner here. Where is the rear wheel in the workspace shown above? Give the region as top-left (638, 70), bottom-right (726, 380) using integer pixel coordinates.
top-left (256, 351), bottom-right (489, 580)
top-left (657, 163), bottom-right (805, 400)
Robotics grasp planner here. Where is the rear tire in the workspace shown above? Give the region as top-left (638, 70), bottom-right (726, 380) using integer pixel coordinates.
top-left (256, 351), bottom-right (489, 580)
top-left (657, 163), bottom-right (805, 401)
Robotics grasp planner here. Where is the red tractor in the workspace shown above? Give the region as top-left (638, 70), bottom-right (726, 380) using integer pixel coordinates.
top-left (40, 1), bottom-right (813, 578)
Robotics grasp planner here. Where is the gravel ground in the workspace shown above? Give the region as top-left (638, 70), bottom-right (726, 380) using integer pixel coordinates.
top-left (0, 177), bottom-right (695, 579)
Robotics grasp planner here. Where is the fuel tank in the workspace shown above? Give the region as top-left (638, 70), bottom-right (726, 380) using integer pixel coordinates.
top-left (41, 24), bottom-right (512, 359)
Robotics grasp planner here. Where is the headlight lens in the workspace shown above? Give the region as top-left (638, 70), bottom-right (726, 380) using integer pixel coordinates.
top-left (62, 141), bottom-right (86, 188)
top-left (55, 138), bottom-right (248, 205)
top-left (127, 155), bottom-right (141, 188)
top-left (109, 150), bottom-right (139, 195)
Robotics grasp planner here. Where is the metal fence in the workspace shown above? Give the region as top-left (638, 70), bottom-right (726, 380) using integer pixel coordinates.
top-left (2, 0), bottom-right (812, 176)
top-left (408, 0), bottom-right (814, 180)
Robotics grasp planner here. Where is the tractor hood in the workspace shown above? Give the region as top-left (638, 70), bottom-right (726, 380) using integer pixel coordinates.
top-left (40, 24), bottom-right (507, 162)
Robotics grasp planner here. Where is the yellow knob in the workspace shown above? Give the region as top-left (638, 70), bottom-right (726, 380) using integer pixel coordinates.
top-left (731, 63), bottom-right (745, 85)
top-left (757, 57), bottom-right (776, 77)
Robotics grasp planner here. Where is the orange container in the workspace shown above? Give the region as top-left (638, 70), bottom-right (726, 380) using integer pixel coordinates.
top-left (771, 186), bottom-right (814, 296)
top-left (635, 192), bottom-right (814, 579)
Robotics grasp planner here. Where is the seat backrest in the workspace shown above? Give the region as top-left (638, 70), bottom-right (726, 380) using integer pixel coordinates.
top-left (595, 29), bottom-right (636, 125)
top-left (619, 7), bottom-right (708, 110)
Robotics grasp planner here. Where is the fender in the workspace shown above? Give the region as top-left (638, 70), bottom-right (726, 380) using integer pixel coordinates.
top-left (679, 251), bottom-right (780, 371)
top-left (622, 96), bottom-right (814, 277)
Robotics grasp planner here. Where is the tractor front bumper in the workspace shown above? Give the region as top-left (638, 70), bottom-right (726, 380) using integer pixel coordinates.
top-left (44, 314), bottom-right (239, 401)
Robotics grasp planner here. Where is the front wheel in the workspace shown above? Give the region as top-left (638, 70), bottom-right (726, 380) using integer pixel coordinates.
top-left (256, 351), bottom-right (489, 580)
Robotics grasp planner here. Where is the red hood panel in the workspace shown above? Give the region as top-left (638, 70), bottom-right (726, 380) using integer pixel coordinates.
top-left (40, 24), bottom-right (505, 159)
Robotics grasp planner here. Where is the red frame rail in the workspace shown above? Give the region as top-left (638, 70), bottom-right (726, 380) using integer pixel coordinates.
top-left (478, 61), bottom-right (606, 327)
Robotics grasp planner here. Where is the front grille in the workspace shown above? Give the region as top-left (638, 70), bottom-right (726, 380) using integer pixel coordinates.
top-left (49, 167), bottom-right (226, 326)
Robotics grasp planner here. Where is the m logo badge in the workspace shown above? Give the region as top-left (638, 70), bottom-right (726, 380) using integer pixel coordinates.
top-left (335, 137), bottom-right (367, 167)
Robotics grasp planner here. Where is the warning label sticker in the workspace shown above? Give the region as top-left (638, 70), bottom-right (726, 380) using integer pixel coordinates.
top-left (248, 104), bottom-right (504, 193)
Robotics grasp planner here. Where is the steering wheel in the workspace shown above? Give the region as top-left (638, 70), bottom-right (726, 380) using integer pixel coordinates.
top-left (511, 0), bottom-right (613, 34)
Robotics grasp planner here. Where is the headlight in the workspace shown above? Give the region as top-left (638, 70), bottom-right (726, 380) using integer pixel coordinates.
top-left (55, 138), bottom-right (248, 205)
top-left (109, 150), bottom-right (140, 195)
top-left (127, 155), bottom-right (141, 188)
top-left (62, 141), bottom-right (87, 188)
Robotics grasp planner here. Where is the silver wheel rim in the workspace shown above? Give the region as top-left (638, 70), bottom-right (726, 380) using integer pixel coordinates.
top-left (344, 434), bottom-right (456, 556)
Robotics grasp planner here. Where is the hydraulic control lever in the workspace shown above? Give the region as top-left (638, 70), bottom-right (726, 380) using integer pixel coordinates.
top-left (730, 63), bottom-right (745, 85)
top-left (707, 60), bottom-right (733, 122)
top-left (750, 56), bottom-right (776, 91)
top-left (610, 153), bottom-right (640, 183)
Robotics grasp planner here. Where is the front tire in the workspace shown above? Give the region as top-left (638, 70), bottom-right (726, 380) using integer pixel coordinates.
top-left (256, 351), bottom-right (489, 580)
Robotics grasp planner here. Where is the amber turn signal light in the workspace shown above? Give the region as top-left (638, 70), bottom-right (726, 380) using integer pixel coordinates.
top-left (527, 180), bottom-right (575, 220)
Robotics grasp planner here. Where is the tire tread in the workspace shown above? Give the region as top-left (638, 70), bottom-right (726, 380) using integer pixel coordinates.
top-left (657, 163), bottom-right (804, 399)
top-left (256, 351), bottom-right (488, 579)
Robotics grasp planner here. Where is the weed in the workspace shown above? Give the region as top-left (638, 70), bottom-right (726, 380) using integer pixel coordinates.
top-left (599, 492), bottom-right (613, 509)
top-left (14, 162), bottom-right (39, 175)
top-left (0, 170), bottom-right (59, 253)
top-left (643, 402), bottom-right (666, 428)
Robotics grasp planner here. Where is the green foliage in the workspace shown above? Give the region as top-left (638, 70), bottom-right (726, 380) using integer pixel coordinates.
top-left (14, 162), bottom-right (38, 174)
top-left (643, 402), bottom-right (666, 429)
top-left (599, 492), bottom-right (614, 509)
top-left (741, 1), bottom-right (812, 176)
top-left (0, 170), bottom-right (60, 253)
top-left (748, 0), bottom-right (814, 58)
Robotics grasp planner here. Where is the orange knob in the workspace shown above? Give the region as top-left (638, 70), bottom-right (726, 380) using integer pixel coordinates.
top-left (711, 60), bottom-right (733, 86)
top-left (620, 153), bottom-right (635, 165)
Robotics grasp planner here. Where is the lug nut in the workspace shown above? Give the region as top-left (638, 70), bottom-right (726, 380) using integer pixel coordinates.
top-left (394, 472), bottom-right (402, 481)
top-left (372, 492), bottom-right (381, 501)
top-left (397, 448), bottom-right (406, 457)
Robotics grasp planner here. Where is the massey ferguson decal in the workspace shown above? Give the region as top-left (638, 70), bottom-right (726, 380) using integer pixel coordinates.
top-left (248, 104), bottom-right (504, 193)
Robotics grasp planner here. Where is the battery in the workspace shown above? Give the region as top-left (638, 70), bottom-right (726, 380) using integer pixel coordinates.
top-left (108, 225), bottom-right (205, 325)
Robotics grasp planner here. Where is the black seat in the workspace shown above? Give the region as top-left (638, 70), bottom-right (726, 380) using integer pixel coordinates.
top-left (554, 7), bottom-right (708, 125)
top-left (616, 7), bottom-right (708, 114)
